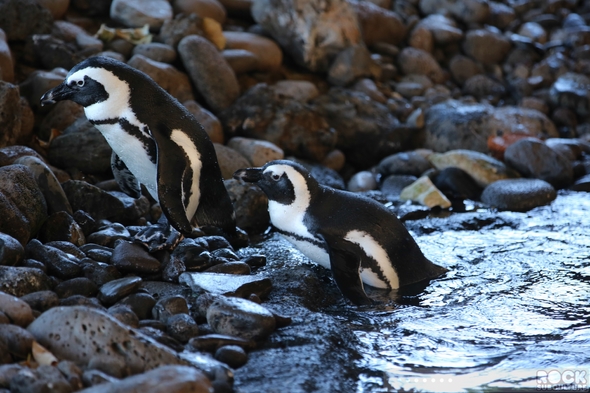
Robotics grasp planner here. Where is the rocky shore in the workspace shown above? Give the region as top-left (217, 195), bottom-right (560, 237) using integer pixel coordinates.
top-left (0, 0), bottom-right (590, 391)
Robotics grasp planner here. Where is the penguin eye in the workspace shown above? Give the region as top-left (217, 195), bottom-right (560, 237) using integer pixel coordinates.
top-left (270, 173), bottom-right (281, 181)
top-left (76, 79), bottom-right (85, 87)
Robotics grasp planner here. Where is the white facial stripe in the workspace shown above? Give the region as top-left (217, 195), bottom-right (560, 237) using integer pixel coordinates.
top-left (68, 67), bottom-right (148, 137)
top-left (344, 230), bottom-right (400, 289)
top-left (170, 130), bottom-right (202, 221)
top-left (265, 164), bottom-right (314, 239)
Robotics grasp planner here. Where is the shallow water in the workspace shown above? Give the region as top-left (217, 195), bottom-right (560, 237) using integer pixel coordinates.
top-left (344, 192), bottom-right (590, 392)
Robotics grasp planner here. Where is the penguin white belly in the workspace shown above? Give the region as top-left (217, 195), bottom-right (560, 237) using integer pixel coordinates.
top-left (344, 230), bottom-right (399, 289)
top-left (94, 123), bottom-right (158, 200)
top-left (281, 234), bottom-right (331, 269)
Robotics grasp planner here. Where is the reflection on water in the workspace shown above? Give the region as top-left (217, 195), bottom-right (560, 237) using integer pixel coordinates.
top-left (347, 192), bottom-right (590, 392)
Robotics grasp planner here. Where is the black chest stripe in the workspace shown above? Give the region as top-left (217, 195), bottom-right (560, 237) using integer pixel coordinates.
top-left (90, 118), bottom-right (118, 125)
top-left (273, 227), bottom-right (328, 251)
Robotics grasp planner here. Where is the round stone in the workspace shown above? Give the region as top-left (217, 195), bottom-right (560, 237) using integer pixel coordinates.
top-left (481, 179), bottom-right (556, 211)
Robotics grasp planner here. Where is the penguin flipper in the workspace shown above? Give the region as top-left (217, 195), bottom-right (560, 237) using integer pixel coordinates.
top-left (111, 152), bottom-right (141, 199)
top-left (322, 233), bottom-right (374, 306)
top-left (151, 126), bottom-right (194, 235)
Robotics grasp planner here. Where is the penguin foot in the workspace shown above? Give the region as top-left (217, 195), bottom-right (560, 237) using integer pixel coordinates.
top-left (134, 221), bottom-right (183, 252)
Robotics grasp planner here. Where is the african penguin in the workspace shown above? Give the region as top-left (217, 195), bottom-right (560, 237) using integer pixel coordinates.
top-left (234, 160), bottom-right (447, 305)
top-left (40, 56), bottom-right (236, 243)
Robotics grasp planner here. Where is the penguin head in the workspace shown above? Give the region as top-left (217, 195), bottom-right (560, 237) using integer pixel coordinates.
top-left (40, 56), bottom-right (133, 108)
top-left (234, 160), bottom-right (318, 205)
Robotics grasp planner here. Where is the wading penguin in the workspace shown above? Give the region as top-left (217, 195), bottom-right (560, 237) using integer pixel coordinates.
top-left (40, 56), bottom-right (236, 245)
top-left (234, 160), bottom-right (447, 305)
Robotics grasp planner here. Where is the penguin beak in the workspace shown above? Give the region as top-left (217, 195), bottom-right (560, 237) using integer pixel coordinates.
top-left (40, 82), bottom-right (70, 106)
top-left (233, 168), bottom-right (263, 183)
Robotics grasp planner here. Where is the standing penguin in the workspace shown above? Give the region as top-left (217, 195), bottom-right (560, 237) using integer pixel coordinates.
top-left (40, 56), bottom-right (236, 247)
top-left (234, 160), bottom-right (447, 305)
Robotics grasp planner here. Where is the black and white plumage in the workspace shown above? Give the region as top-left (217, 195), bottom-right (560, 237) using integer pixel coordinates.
top-left (40, 56), bottom-right (236, 241)
top-left (234, 160), bottom-right (447, 305)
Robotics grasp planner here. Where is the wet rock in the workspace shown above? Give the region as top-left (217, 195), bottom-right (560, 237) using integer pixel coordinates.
top-left (59, 295), bottom-right (105, 310)
top-left (424, 100), bottom-right (495, 153)
top-left (188, 333), bottom-right (256, 353)
top-left (82, 247), bottom-right (112, 263)
top-left (572, 174), bottom-right (590, 192)
top-left (9, 364), bottom-right (72, 393)
top-left (183, 100), bottom-right (224, 144)
top-left (49, 118), bottom-right (112, 175)
top-left (214, 143), bottom-right (251, 180)
top-left (180, 272), bottom-right (272, 298)
top-left (13, 156), bottom-right (72, 216)
top-left (178, 35), bottom-right (239, 114)
top-left (225, 179), bottom-right (270, 233)
top-left (57, 360), bottom-right (84, 391)
top-left (205, 262), bottom-right (252, 275)
top-left (312, 88), bottom-right (410, 168)
top-left (110, 0), bottom-right (173, 31)
top-left (430, 167), bottom-right (482, 201)
top-left (0, 82), bottom-right (21, 148)
top-left (251, 0), bottom-right (361, 72)
top-left (487, 107), bottom-right (559, 141)
top-left (481, 179), bottom-right (556, 211)
top-left (378, 151), bottom-right (432, 177)
top-left (549, 72), bottom-right (590, 117)
top-left (82, 370), bottom-right (119, 386)
top-left (273, 80), bottom-right (320, 102)
top-left (429, 149), bottom-right (519, 188)
top-left (419, 0), bottom-right (489, 24)
top-left (347, 171), bottom-right (377, 192)
top-left (222, 84), bottom-right (336, 162)
top-left (166, 313), bottom-right (199, 343)
top-left (207, 296), bottom-right (276, 340)
top-left (132, 42), bottom-right (177, 63)
top-left (19, 291), bottom-right (59, 313)
top-left (487, 1), bottom-right (516, 29)
top-left (327, 44), bottom-right (377, 87)
top-left (398, 47), bottom-right (445, 83)
top-left (0, 291), bottom-right (34, 327)
top-left (353, 79), bottom-right (387, 103)
top-left (62, 181), bottom-right (149, 226)
top-left (83, 263), bottom-right (121, 287)
top-left (111, 242), bottom-right (161, 274)
top-left (0, 0), bottom-right (53, 41)
top-left (116, 292), bottom-right (156, 320)
top-left (400, 176), bottom-right (451, 209)
top-left (94, 224), bottom-right (139, 248)
top-left (0, 364), bottom-right (23, 387)
top-left (222, 49), bottom-right (259, 74)
top-left (504, 138), bottom-right (574, 189)
top-left (158, 13), bottom-right (205, 48)
top-left (54, 277), bottom-right (99, 299)
top-left (215, 345), bottom-right (248, 368)
top-left (227, 137), bottom-right (284, 167)
top-left (0, 165), bottom-right (47, 245)
top-left (449, 54), bottom-right (483, 86)
top-left (38, 212), bottom-right (86, 246)
top-left (152, 295), bottom-right (189, 323)
top-left (224, 31), bottom-right (283, 71)
top-left (76, 365), bottom-right (212, 393)
top-left (416, 14), bottom-right (462, 45)
top-left (28, 307), bottom-right (193, 376)
top-left (0, 233), bottom-right (23, 267)
top-left (174, 0), bottom-right (226, 23)
top-left (108, 304), bottom-right (140, 328)
top-left (463, 74), bottom-right (506, 100)
top-left (0, 266), bottom-right (51, 297)
top-left (350, 0), bottom-right (405, 46)
top-left (0, 29), bottom-right (13, 83)
top-left (98, 276), bottom-right (143, 306)
top-left (0, 324), bottom-right (34, 359)
top-left (127, 55), bottom-right (195, 103)
top-left (380, 174), bottom-right (417, 200)
top-left (463, 28), bottom-right (512, 65)
top-left (25, 240), bottom-right (81, 280)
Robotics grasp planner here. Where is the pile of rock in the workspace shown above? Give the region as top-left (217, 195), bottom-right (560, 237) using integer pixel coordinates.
top-left (1, 0), bottom-right (590, 391)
